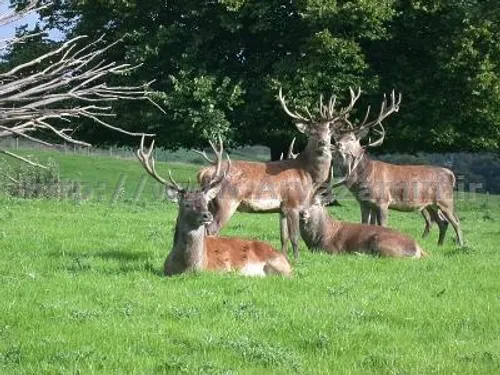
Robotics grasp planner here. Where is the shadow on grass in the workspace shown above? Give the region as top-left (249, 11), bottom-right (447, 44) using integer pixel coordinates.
top-left (50, 249), bottom-right (151, 260)
top-left (50, 249), bottom-right (164, 276)
top-left (444, 245), bottom-right (475, 257)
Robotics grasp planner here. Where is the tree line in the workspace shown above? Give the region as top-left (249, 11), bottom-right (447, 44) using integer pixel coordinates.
top-left (4, 0), bottom-right (500, 159)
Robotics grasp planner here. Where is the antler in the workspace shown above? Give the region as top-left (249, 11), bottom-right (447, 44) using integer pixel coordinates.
top-left (278, 88), bottom-right (313, 123)
top-left (367, 122), bottom-right (386, 148)
top-left (280, 87), bottom-right (362, 124)
top-left (325, 164), bottom-right (351, 190)
top-left (195, 135), bottom-right (231, 190)
top-left (279, 137), bottom-right (299, 160)
top-left (287, 137), bottom-right (298, 159)
top-left (356, 90), bottom-right (402, 134)
top-left (136, 135), bottom-right (184, 192)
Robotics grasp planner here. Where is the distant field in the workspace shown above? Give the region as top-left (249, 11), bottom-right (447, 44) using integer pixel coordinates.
top-left (1, 151), bottom-right (500, 374)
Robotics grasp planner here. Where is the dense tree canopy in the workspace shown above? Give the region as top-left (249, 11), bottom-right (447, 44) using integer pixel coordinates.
top-left (10, 0), bottom-right (500, 157)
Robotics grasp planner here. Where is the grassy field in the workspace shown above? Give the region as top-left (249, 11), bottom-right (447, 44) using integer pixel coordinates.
top-left (1, 151), bottom-right (500, 374)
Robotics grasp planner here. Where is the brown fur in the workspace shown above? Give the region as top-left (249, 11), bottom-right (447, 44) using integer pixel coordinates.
top-left (163, 189), bottom-right (292, 277)
top-left (198, 128), bottom-right (333, 259)
top-left (136, 136), bottom-right (292, 277)
top-left (299, 195), bottom-right (426, 258)
top-left (334, 133), bottom-right (463, 246)
top-left (165, 235), bottom-right (292, 277)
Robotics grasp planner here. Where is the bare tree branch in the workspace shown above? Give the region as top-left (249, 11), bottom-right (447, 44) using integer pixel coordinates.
top-left (0, 1), bottom-right (50, 50)
top-left (0, 148), bottom-right (48, 169)
top-left (0, 21), bottom-right (163, 166)
top-left (0, 1), bottom-right (165, 169)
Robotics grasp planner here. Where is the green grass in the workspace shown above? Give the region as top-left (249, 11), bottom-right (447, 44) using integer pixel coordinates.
top-left (1, 151), bottom-right (500, 374)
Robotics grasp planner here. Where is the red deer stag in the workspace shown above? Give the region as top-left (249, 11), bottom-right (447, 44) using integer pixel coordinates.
top-left (331, 91), bottom-right (463, 246)
top-left (197, 88), bottom-right (362, 259)
top-left (298, 170), bottom-right (426, 258)
top-left (280, 137), bottom-right (341, 207)
top-left (136, 136), bottom-right (292, 277)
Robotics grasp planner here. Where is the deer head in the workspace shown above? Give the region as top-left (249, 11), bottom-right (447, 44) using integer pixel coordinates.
top-left (136, 135), bottom-right (229, 230)
top-left (331, 90), bottom-right (402, 171)
top-left (298, 167), bottom-right (348, 224)
top-left (278, 87), bottom-right (362, 157)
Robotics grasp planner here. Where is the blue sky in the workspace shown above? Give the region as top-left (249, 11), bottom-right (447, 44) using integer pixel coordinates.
top-left (0, 2), bottom-right (64, 41)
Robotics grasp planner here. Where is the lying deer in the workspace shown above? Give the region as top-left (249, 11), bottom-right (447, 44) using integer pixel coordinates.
top-left (136, 136), bottom-right (292, 277)
top-left (331, 91), bottom-right (463, 246)
top-left (198, 88), bottom-right (361, 258)
top-left (298, 170), bottom-right (426, 258)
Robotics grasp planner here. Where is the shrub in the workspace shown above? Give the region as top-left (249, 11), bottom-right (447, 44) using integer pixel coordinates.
top-left (0, 159), bottom-right (71, 199)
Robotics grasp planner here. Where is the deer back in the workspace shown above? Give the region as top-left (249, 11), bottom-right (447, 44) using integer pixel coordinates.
top-left (198, 158), bottom-right (317, 208)
top-left (204, 236), bottom-right (292, 276)
top-left (347, 157), bottom-right (456, 208)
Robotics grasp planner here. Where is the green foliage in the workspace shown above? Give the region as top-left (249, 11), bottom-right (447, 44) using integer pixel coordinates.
top-left (155, 72), bottom-right (244, 149)
top-left (0, 159), bottom-right (65, 199)
top-left (34, 0), bottom-right (395, 156)
top-left (370, 0), bottom-right (500, 153)
top-left (8, 0), bottom-right (500, 154)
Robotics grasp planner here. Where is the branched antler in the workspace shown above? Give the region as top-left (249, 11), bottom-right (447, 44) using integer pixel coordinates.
top-left (279, 87), bottom-right (362, 125)
top-left (136, 135), bottom-right (184, 192)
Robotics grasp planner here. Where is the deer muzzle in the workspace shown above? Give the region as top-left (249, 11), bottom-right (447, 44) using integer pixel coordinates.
top-left (299, 209), bottom-right (310, 222)
top-left (199, 211), bottom-right (214, 225)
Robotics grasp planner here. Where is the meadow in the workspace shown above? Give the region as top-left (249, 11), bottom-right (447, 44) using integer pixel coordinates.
top-left (1, 150), bottom-right (500, 374)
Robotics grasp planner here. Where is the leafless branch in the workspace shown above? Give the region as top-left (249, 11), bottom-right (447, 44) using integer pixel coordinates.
top-left (0, 148), bottom-right (48, 169)
top-left (0, 28), bottom-right (163, 166)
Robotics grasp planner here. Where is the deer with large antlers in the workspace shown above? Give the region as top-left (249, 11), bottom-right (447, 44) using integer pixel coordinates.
top-left (136, 136), bottom-right (292, 277)
top-left (197, 88), bottom-right (361, 258)
top-left (331, 91), bottom-right (463, 246)
top-left (298, 169), bottom-right (427, 258)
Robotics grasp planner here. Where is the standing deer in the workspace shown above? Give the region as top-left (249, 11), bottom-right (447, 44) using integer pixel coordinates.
top-left (298, 170), bottom-right (426, 258)
top-left (331, 91), bottom-right (463, 246)
top-left (280, 137), bottom-right (341, 207)
top-left (198, 88), bottom-right (362, 259)
top-left (136, 136), bottom-right (292, 277)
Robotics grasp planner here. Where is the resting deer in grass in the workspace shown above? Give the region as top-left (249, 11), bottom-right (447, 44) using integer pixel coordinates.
top-left (136, 136), bottom-right (292, 277)
top-left (198, 88), bottom-right (361, 258)
top-left (331, 91), bottom-right (463, 246)
top-left (298, 170), bottom-right (426, 258)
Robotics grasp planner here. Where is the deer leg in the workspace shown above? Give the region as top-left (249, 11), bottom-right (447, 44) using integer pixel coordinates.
top-left (286, 209), bottom-right (300, 259)
top-left (421, 208), bottom-right (433, 238)
top-left (279, 212), bottom-right (289, 255)
top-left (438, 207), bottom-right (463, 246)
top-left (376, 204), bottom-right (389, 227)
top-left (370, 208), bottom-right (377, 225)
top-left (436, 213), bottom-right (449, 246)
top-left (360, 203), bottom-right (372, 224)
top-left (425, 206), bottom-right (449, 245)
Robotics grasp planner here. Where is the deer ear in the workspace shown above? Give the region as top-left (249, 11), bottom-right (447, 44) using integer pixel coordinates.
top-left (204, 184), bottom-right (222, 201)
top-left (165, 187), bottom-right (182, 203)
top-left (356, 127), bottom-right (370, 140)
top-left (295, 122), bottom-right (308, 134)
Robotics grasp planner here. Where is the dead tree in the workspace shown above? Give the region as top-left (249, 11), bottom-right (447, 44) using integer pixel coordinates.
top-left (0, 1), bottom-right (159, 165)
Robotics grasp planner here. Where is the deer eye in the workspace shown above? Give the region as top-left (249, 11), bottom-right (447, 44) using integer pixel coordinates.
top-left (184, 202), bottom-right (192, 208)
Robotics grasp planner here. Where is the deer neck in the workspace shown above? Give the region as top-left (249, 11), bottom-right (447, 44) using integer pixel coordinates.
top-left (172, 218), bottom-right (206, 272)
top-left (345, 149), bottom-right (373, 185)
top-left (300, 206), bottom-right (332, 249)
top-left (297, 140), bottom-right (332, 185)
